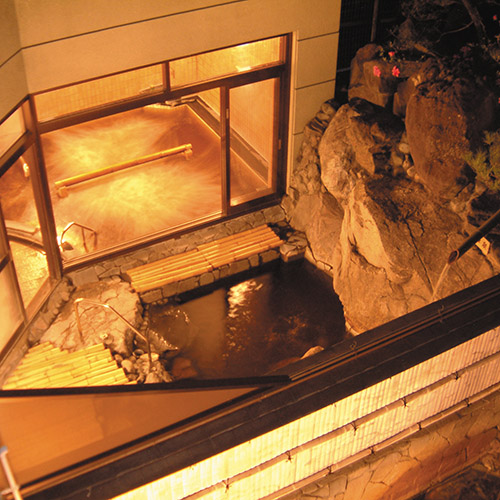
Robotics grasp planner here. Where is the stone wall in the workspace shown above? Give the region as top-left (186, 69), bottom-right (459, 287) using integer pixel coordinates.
top-left (68, 205), bottom-right (285, 288)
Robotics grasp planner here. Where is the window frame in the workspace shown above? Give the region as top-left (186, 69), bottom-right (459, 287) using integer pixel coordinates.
top-left (30, 34), bottom-right (291, 268)
top-left (0, 203), bottom-right (28, 358)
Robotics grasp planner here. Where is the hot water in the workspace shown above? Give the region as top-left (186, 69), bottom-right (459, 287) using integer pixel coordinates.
top-left (147, 261), bottom-right (347, 378)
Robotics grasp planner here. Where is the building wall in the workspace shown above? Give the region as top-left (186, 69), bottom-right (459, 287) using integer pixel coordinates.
top-left (6, 0), bottom-right (340, 178)
top-left (0, 0), bottom-right (27, 119)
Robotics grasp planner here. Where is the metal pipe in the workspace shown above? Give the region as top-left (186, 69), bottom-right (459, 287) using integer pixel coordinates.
top-left (0, 446), bottom-right (23, 500)
top-left (55, 143), bottom-right (193, 197)
top-left (74, 298), bottom-right (154, 372)
top-left (448, 206), bottom-right (500, 264)
top-left (59, 221), bottom-right (97, 253)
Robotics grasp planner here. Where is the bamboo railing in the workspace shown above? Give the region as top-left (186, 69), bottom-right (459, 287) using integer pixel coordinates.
top-left (55, 143), bottom-right (193, 197)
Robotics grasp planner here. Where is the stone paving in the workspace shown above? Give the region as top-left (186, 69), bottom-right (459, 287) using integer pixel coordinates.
top-left (415, 450), bottom-right (500, 499)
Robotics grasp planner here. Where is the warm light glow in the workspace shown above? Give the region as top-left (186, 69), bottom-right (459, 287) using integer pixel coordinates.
top-left (35, 65), bottom-right (163, 122)
top-left (227, 280), bottom-right (262, 317)
top-left (0, 266), bottom-right (24, 350)
top-left (170, 37), bottom-right (282, 88)
top-left (0, 152), bottom-right (50, 307)
top-left (42, 106), bottom-right (222, 255)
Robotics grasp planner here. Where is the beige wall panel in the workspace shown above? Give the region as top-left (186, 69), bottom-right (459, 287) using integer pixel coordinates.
top-left (0, 0), bottom-right (21, 64)
top-left (0, 53), bottom-right (27, 119)
top-left (294, 0), bottom-right (341, 40)
top-left (296, 34), bottom-right (339, 90)
top-left (21, 0), bottom-right (340, 93)
top-left (293, 81), bottom-right (335, 135)
top-left (14, 0), bottom-right (238, 47)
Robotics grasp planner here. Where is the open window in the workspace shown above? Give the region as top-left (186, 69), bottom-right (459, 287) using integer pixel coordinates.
top-left (0, 148), bottom-right (50, 307)
top-left (0, 106), bottom-right (53, 352)
top-left (227, 77), bottom-right (279, 207)
top-left (0, 216), bottom-right (25, 352)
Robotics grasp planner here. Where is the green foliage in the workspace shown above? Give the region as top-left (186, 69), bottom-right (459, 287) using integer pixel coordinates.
top-left (465, 130), bottom-right (500, 192)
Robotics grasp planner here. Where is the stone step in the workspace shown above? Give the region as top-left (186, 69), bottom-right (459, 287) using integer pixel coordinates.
top-left (131, 261), bottom-right (213, 291)
top-left (196, 225), bottom-right (274, 252)
top-left (126, 249), bottom-right (206, 279)
top-left (18, 342), bottom-right (106, 368)
top-left (200, 236), bottom-right (282, 266)
top-left (126, 224), bottom-right (282, 295)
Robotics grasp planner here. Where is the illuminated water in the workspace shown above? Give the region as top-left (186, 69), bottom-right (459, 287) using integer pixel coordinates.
top-left (431, 262), bottom-right (450, 302)
top-left (148, 261), bottom-right (346, 378)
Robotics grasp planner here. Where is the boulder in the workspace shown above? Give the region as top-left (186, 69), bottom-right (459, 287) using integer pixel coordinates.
top-left (289, 99), bottom-right (338, 199)
top-left (393, 78), bottom-right (415, 117)
top-left (318, 104), bottom-right (359, 205)
top-left (287, 47), bottom-right (500, 334)
top-left (283, 99), bottom-right (343, 266)
top-left (332, 177), bottom-right (496, 333)
top-left (349, 44), bottom-right (398, 108)
top-left (392, 59), bottom-right (437, 117)
top-left (319, 99), bottom-right (405, 203)
top-left (40, 277), bottom-right (141, 357)
top-left (345, 98), bottom-right (405, 175)
top-left (285, 191), bottom-right (343, 266)
top-left (348, 43), bottom-right (426, 110)
top-left (405, 77), bottom-right (497, 199)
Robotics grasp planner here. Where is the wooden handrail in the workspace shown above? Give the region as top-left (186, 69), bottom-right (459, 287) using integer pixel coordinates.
top-left (55, 143), bottom-right (193, 197)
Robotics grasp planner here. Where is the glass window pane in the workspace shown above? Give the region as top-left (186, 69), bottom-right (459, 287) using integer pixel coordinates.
top-left (35, 65), bottom-right (164, 122)
top-left (0, 265), bottom-right (24, 350)
top-left (229, 78), bottom-right (277, 206)
top-left (0, 109), bottom-right (25, 157)
top-left (41, 91), bottom-right (221, 256)
top-left (170, 37), bottom-right (283, 88)
top-left (0, 150), bottom-right (49, 306)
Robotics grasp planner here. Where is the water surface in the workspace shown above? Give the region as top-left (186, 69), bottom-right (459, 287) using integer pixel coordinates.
top-left (148, 261), bottom-right (346, 378)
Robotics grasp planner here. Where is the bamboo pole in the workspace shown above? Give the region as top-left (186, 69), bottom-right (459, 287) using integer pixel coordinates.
top-left (55, 143), bottom-right (193, 197)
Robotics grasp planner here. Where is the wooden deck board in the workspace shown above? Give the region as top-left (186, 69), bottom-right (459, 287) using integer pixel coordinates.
top-left (2, 343), bottom-right (132, 389)
top-left (126, 225), bottom-right (282, 294)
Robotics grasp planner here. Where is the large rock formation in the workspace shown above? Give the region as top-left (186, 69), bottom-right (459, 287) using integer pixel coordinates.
top-left (40, 277), bottom-right (141, 356)
top-left (406, 72), bottom-right (497, 199)
top-left (283, 100), bottom-right (344, 271)
top-left (284, 43), bottom-right (500, 333)
top-left (330, 176), bottom-right (495, 332)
